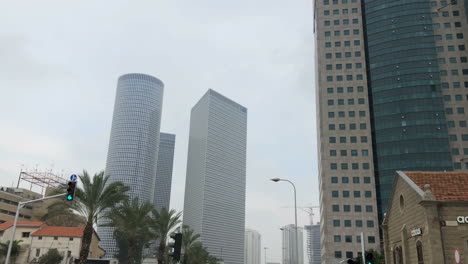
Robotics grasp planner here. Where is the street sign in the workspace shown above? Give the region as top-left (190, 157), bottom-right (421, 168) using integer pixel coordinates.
top-left (454, 248), bottom-right (460, 264)
top-left (70, 174), bottom-right (77, 181)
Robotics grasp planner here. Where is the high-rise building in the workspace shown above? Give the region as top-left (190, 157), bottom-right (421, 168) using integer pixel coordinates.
top-left (304, 224), bottom-right (320, 264)
top-left (314, 0), bottom-right (468, 262)
top-left (153, 133), bottom-right (176, 212)
top-left (281, 224), bottom-right (304, 264)
top-left (98, 73), bottom-right (164, 256)
top-left (245, 228), bottom-right (261, 264)
top-left (182, 89), bottom-right (248, 264)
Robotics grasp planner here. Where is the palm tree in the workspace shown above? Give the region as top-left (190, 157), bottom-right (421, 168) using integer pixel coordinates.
top-left (152, 208), bottom-right (182, 264)
top-left (0, 240), bottom-right (22, 263)
top-left (103, 197), bottom-right (155, 264)
top-left (181, 225), bottom-right (200, 263)
top-left (44, 171), bottom-right (129, 264)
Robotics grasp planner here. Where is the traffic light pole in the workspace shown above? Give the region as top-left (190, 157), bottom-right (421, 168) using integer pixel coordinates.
top-left (4, 192), bottom-right (67, 264)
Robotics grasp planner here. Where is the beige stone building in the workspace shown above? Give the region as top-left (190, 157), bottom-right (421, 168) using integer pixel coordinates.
top-left (383, 171), bottom-right (468, 264)
top-left (29, 226), bottom-right (105, 263)
top-left (0, 187), bottom-right (43, 223)
top-left (0, 221), bottom-right (45, 264)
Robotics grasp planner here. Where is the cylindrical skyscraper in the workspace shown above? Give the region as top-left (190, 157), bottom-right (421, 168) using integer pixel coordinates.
top-left (98, 73), bottom-right (164, 257)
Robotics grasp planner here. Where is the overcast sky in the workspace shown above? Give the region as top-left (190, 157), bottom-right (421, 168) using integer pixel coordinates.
top-left (0, 1), bottom-right (317, 262)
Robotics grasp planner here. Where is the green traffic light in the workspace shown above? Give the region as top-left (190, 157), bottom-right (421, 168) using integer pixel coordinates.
top-left (67, 194), bottom-right (73, 201)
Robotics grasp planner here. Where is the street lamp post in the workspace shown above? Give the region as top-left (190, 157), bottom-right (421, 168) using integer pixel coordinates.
top-left (271, 178), bottom-right (299, 264)
top-left (264, 247), bottom-right (268, 264)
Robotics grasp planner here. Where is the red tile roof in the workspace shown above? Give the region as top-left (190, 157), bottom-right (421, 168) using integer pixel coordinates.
top-left (0, 221), bottom-right (44, 231)
top-left (404, 171), bottom-right (468, 201)
top-left (31, 226), bottom-right (85, 238)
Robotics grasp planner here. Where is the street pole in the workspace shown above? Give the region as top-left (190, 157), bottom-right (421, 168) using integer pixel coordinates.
top-left (264, 247), bottom-right (268, 264)
top-left (270, 178), bottom-right (298, 264)
top-left (5, 193), bottom-right (67, 264)
top-left (360, 232), bottom-right (365, 264)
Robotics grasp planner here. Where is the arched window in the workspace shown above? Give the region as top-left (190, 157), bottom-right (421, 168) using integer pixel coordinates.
top-left (416, 241), bottom-right (424, 264)
top-left (395, 246), bottom-right (403, 264)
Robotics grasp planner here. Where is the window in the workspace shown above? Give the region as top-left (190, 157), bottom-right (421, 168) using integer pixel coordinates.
top-left (344, 205), bottom-right (351, 212)
top-left (334, 235), bottom-right (341, 242)
top-left (368, 236), bottom-right (375, 243)
top-left (331, 177), bottom-right (338, 183)
top-left (350, 124), bottom-right (356, 130)
top-left (457, 107), bottom-right (465, 114)
top-left (356, 220), bottom-right (363, 227)
top-left (361, 136), bottom-right (368, 143)
top-left (349, 111), bottom-right (355, 117)
top-left (355, 205), bottom-right (362, 212)
top-left (354, 191), bottom-right (361, 197)
top-left (335, 251), bottom-right (342, 258)
top-left (328, 112), bottom-right (335, 118)
top-left (457, 33), bottom-right (464, 39)
top-left (338, 99), bottom-right (344, 105)
top-left (326, 64), bottom-right (332, 70)
top-left (363, 163), bottom-right (370, 170)
top-left (341, 163), bottom-right (348, 170)
top-left (366, 205), bottom-right (373, 212)
top-left (353, 177), bottom-right (360, 183)
top-left (348, 99), bottom-right (355, 105)
top-left (327, 87), bottom-right (334, 93)
top-left (341, 150), bottom-right (347, 156)
top-left (334, 20), bottom-right (340, 25)
top-left (334, 31), bottom-right (340, 36)
top-left (351, 150), bottom-right (358, 156)
top-left (364, 177), bottom-right (371, 183)
top-left (330, 149), bottom-right (337, 156)
top-left (416, 241), bottom-right (424, 264)
top-left (38, 236), bottom-right (43, 240)
top-left (352, 8), bottom-right (358, 13)
top-left (449, 134), bottom-right (457, 141)
top-left (331, 163), bottom-right (338, 170)
top-left (356, 63), bottom-right (362, 68)
top-left (333, 220), bottom-right (340, 227)
top-left (357, 86), bottom-right (364, 92)
top-left (340, 137), bottom-right (347, 143)
top-left (343, 191), bottom-right (350, 197)
top-left (22, 232), bottom-right (30, 238)
top-left (328, 99), bottom-right (334, 105)
top-left (332, 191), bottom-right (339, 197)
top-left (54, 236), bottom-right (58, 240)
top-left (333, 9), bottom-right (339, 14)
top-left (344, 220), bottom-right (352, 227)
top-left (329, 137), bottom-right (336, 143)
top-left (36, 249), bottom-right (40, 257)
top-left (69, 237), bottom-right (74, 241)
top-left (345, 236), bottom-right (352, 242)
top-left (338, 111), bottom-right (345, 117)
top-left (324, 10), bottom-right (330, 15)
top-left (353, 18), bottom-right (358, 24)
top-left (346, 252), bottom-right (353, 258)
top-left (342, 177), bottom-right (349, 183)
top-left (367, 220), bottom-right (374, 228)
top-left (333, 205), bottom-right (340, 212)
top-left (359, 111), bottom-right (366, 117)
top-left (325, 21), bottom-right (331, 26)
top-left (345, 41), bottom-right (351, 46)
top-left (365, 191), bottom-right (372, 198)
top-left (360, 123), bottom-right (366, 129)
top-left (352, 163), bottom-right (359, 170)
top-left (325, 31), bottom-right (331, 37)
top-left (350, 136), bottom-right (357, 143)
top-left (460, 121), bottom-right (467, 127)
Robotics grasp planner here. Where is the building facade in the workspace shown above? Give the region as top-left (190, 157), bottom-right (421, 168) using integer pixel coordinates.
top-left (182, 89), bottom-right (247, 264)
top-left (30, 226), bottom-right (104, 263)
top-left (98, 73), bottom-right (164, 256)
top-left (245, 228), bottom-right (261, 264)
top-left (314, 0), bottom-right (468, 261)
top-left (0, 221), bottom-right (44, 264)
top-left (305, 224), bottom-right (321, 264)
top-left (153, 132), bottom-right (176, 212)
top-left (281, 224), bottom-right (304, 264)
top-left (382, 171), bottom-right (468, 264)
top-left (0, 187), bottom-right (43, 223)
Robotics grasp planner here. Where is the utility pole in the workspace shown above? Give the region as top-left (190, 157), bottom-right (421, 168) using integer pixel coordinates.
top-left (5, 192), bottom-right (67, 264)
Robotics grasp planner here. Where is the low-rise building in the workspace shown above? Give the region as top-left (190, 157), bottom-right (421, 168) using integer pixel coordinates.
top-left (29, 226), bottom-right (105, 263)
top-left (382, 171), bottom-right (468, 264)
top-left (0, 221), bottom-right (45, 263)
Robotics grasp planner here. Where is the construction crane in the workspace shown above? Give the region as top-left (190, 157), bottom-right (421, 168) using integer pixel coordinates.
top-left (281, 205), bottom-right (320, 225)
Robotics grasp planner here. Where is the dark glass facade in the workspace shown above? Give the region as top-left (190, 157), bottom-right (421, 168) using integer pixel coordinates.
top-left (363, 0), bottom-right (454, 219)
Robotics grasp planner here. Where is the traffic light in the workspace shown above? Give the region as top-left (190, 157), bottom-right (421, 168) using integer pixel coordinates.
top-left (365, 252), bottom-right (374, 264)
top-left (168, 232), bottom-right (182, 261)
top-left (66, 181), bottom-right (77, 201)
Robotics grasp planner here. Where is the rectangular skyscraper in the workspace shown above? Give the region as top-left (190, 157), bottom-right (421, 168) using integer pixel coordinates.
top-left (183, 89), bottom-right (248, 264)
top-left (281, 224), bottom-right (304, 264)
top-left (304, 224), bottom-right (321, 264)
top-left (153, 132), bottom-right (176, 212)
top-left (245, 229), bottom-right (261, 264)
top-left (314, 0), bottom-right (468, 262)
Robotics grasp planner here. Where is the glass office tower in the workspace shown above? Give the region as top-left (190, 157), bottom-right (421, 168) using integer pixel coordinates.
top-left (98, 73), bottom-right (164, 256)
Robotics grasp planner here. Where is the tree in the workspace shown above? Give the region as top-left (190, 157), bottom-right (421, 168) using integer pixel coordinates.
top-left (187, 242), bottom-right (221, 264)
top-left (38, 248), bottom-right (63, 264)
top-left (44, 171), bottom-right (129, 264)
top-left (0, 240), bottom-right (22, 263)
top-left (356, 249), bottom-right (385, 264)
top-left (152, 208), bottom-right (182, 264)
top-left (181, 225), bottom-right (200, 263)
top-left (104, 197), bottom-right (155, 264)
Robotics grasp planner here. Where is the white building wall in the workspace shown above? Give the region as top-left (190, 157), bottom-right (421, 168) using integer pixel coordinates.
top-left (245, 229), bottom-right (261, 264)
top-left (282, 224), bottom-right (304, 264)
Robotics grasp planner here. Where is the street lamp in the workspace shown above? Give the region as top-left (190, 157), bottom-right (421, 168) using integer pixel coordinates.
top-left (270, 178), bottom-right (299, 264)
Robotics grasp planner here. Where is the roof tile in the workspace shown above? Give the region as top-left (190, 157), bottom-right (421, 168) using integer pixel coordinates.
top-left (32, 226), bottom-right (85, 238)
top-left (0, 221), bottom-right (44, 231)
top-left (404, 171), bottom-right (468, 201)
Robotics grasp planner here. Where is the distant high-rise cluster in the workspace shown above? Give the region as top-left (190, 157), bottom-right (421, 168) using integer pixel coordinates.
top-left (245, 228), bottom-right (261, 264)
top-left (98, 73), bottom-right (176, 256)
top-left (182, 89), bottom-right (248, 264)
top-left (304, 224), bottom-right (320, 264)
top-left (281, 224), bottom-right (304, 264)
top-left (314, 0), bottom-right (468, 261)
